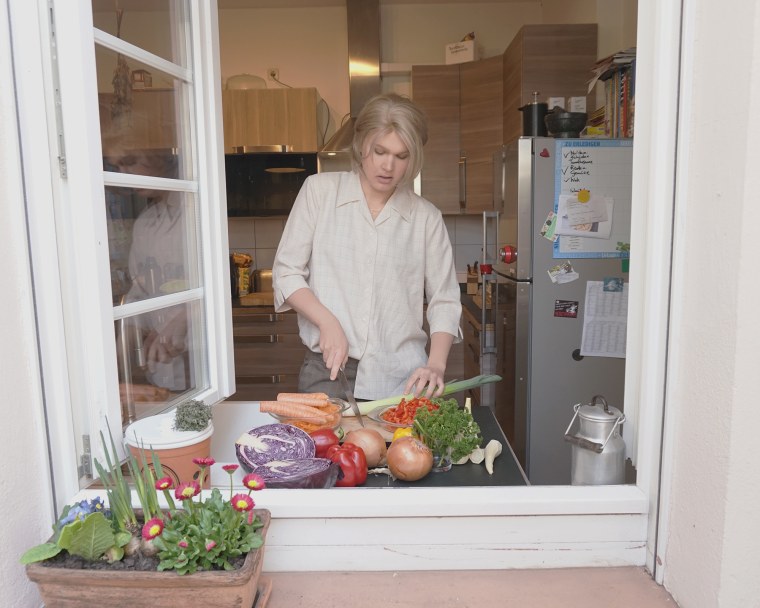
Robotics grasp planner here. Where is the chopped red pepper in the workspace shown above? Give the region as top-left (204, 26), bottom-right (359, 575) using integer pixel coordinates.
top-left (326, 442), bottom-right (367, 487)
top-left (309, 428), bottom-right (340, 458)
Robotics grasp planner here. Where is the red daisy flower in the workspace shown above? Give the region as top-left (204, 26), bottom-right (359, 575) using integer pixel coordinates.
top-left (222, 464), bottom-right (239, 473)
top-left (175, 480), bottom-right (201, 500)
top-left (192, 457), bottom-right (216, 467)
top-left (178, 540), bottom-right (188, 549)
top-left (205, 540), bottom-right (217, 551)
top-left (242, 473), bottom-right (266, 491)
top-left (231, 493), bottom-right (254, 512)
top-left (141, 517), bottom-right (164, 540)
top-left (155, 476), bottom-right (174, 491)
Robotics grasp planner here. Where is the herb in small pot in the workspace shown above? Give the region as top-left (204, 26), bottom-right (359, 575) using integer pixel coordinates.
top-left (173, 399), bottom-right (213, 432)
top-left (413, 398), bottom-right (481, 463)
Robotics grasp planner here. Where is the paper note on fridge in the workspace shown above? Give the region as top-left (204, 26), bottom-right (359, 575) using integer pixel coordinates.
top-left (555, 195), bottom-right (614, 239)
top-left (580, 280), bottom-right (628, 358)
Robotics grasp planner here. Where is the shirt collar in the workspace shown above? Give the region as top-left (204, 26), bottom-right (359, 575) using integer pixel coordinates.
top-left (335, 171), bottom-right (413, 222)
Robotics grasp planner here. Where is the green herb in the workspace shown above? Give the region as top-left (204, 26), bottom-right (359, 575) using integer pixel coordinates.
top-left (173, 399), bottom-right (213, 432)
top-left (413, 398), bottom-right (482, 463)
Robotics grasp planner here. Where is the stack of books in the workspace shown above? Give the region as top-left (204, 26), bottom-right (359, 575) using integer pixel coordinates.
top-left (588, 48), bottom-right (636, 138)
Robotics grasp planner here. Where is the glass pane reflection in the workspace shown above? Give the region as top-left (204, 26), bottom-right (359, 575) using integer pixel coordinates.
top-left (115, 300), bottom-right (206, 424)
top-left (106, 186), bottom-right (200, 307)
top-left (92, 0), bottom-right (188, 67)
top-left (96, 45), bottom-right (194, 178)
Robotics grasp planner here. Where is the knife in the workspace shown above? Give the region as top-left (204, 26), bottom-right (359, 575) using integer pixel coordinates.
top-left (338, 368), bottom-right (364, 427)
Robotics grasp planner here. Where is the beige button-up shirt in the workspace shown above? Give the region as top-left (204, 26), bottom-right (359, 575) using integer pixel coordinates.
top-left (273, 171), bottom-right (462, 399)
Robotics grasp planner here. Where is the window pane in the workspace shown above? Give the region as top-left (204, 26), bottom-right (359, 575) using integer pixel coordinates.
top-left (115, 300), bottom-right (207, 424)
top-left (106, 186), bottom-right (201, 306)
top-left (92, 0), bottom-right (189, 67)
top-left (97, 46), bottom-right (195, 179)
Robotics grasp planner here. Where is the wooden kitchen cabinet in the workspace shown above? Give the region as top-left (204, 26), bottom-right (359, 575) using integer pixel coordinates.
top-left (412, 56), bottom-right (503, 214)
top-left (222, 87), bottom-right (320, 153)
top-left (230, 307), bottom-right (303, 401)
top-left (502, 24), bottom-right (598, 143)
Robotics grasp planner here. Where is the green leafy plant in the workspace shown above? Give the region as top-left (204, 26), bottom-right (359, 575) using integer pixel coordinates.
top-left (21, 426), bottom-right (267, 575)
top-left (413, 398), bottom-right (482, 463)
top-left (152, 464), bottom-right (265, 575)
top-left (174, 399), bottom-right (213, 432)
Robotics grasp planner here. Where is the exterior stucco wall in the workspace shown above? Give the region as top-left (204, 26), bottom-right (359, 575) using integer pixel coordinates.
top-left (0, 5), bottom-right (53, 607)
top-left (662, 0), bottom-right (760, 605)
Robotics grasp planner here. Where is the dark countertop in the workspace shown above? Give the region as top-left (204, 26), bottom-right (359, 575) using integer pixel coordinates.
top-left (363, 406), bottom-right (528, 488)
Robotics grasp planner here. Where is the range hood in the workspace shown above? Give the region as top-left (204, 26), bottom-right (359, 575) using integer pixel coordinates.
top-left (317, 0), bottom-right (381, 172)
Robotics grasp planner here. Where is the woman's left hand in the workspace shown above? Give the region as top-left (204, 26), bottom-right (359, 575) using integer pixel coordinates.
top-left (404, 365), bottom-right (446, 399)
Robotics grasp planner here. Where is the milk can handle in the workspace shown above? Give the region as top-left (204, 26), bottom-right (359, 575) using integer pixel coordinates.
top-left (563, 402), bottom-right (627, 454)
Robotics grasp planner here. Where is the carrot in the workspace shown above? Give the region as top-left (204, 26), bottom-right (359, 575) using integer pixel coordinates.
top-left (275, 394), bottom-right (330, 408)
top-left (277, 392), bottom-right (329, 401)
top-left (259, 401), bottom-right (330, 423)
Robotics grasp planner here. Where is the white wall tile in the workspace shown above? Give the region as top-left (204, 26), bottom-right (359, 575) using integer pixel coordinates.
top-left (254, 218), bottom-right (285, 248)
top-left (454, 244), bottom-right (482, 273)
top-left (227, 218), bottom-right (256, 249)
top-left (255, 248), bottom-right (277, 269)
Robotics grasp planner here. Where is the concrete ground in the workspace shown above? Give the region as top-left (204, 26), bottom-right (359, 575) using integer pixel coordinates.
top-left (264, 566), bottom-right (678, 607)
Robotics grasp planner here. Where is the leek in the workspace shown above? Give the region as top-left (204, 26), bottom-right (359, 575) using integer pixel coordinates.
top-left (356, 374), bottom-right (502, 415)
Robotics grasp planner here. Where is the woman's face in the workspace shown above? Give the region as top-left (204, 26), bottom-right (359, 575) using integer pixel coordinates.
top-left (359, 130), bottom-right (410, 199)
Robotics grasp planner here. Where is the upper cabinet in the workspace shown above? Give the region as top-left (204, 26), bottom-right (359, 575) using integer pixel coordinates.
top-left (413, 24), bottom-right (597, 214)
top-left (412, 56), bottom-right (503, 214)
top-left (503, 24), bottom-right (598, 143)
top-left (222, 87), bottom-right (321, 153)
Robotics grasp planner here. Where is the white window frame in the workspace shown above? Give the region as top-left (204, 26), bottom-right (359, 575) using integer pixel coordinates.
top-left (12, 0), bottom-right (233, 508)
top-left (12, 0), bottom-right (682, 574)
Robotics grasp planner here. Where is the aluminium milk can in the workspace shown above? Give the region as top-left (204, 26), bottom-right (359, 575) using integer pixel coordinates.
top-left (564, 395), bottom-right (626, 485)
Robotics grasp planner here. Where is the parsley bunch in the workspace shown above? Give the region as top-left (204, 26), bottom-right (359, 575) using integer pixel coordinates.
top-left (413, 398), bottom-right (482, 462)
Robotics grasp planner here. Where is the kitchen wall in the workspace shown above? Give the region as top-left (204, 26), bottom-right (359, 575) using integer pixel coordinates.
top-left (92, 1), bottom-right (637, 277)
top-left (218, 1), bottom-right (636, 277)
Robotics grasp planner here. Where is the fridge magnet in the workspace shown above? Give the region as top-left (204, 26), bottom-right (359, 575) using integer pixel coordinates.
top-left (603, 277), bottom-right (624, 292)
top-left (554, 300), bottom-right (579, 318)
top-left (540, 211), bottom-right (558, 241)
top-left (577, 188), bottom-right (591, 203)
top-left (540, 148), bottom-right (550, 158)
top-left (548, 261), bottom-right (579, 284)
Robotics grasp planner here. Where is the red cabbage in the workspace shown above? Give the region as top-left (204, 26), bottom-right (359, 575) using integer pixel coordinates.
top-left (235, 423), bottom-right (315, 473)
top-left (253, 458), bottom-right (340, 489)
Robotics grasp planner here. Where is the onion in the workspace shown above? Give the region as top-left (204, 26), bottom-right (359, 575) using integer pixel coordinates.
top-left (344, 428), bottom-right (387, 468)
top-left (385, 436), bottom-right (433, 481)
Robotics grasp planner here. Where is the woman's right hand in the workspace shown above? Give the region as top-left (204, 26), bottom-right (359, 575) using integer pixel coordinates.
top-left (318, 316), bottom-right (349, 380)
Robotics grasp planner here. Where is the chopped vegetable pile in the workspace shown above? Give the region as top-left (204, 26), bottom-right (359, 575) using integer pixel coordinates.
top-left (381, 396), bottom-right (439, 426)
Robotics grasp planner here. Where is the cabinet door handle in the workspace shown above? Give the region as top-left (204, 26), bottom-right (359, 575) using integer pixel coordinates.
top-left (235, 334), bottom-right (281, 344)
top-left (236, 374), bottom-right (287, 385)
top-left (459, 155), bottom-right (467, 212)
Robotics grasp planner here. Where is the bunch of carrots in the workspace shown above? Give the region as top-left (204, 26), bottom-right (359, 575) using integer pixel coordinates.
top-left (259, 393), bottom-right (342, 433)
top-left (381, 396), bottom-right (439, 426)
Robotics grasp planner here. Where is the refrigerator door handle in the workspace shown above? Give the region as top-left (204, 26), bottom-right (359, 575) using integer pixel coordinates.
top-left (459, 154), bottom-right (466, 212)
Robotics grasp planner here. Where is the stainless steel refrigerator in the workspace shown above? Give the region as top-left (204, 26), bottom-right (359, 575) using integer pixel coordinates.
top-left (491, 137), bottom-right (633, 485)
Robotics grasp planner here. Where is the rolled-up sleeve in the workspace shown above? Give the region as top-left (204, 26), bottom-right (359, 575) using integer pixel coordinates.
top-left (272, 176), bottom-right (319, 312)
top-left (424, 212), bottom-right (463, 341)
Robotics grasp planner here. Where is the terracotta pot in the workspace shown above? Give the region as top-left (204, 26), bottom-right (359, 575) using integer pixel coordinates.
top-left (124, 412), bottom-right (214, 487)
top-left (26, 509), bottom-right (270, 608)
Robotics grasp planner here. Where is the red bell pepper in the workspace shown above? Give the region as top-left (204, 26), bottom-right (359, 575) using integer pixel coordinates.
top-left (326, 442), bottom-right (367, 487)
top-left (309, 428), bottom-right (340, 458)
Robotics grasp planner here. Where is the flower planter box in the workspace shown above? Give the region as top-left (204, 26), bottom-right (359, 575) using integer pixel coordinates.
top-left (25, 509), bottom-right (270, 608)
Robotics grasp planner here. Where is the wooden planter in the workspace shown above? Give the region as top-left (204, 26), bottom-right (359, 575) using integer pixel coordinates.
top-left (26, 509), bottom-right (270, 608)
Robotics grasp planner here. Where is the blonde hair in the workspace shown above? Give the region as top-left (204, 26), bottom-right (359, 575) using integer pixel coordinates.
top-left (350, 93), bottom-right (428, 186)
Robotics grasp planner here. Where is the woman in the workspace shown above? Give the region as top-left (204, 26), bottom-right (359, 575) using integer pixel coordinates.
top-left (273, 93), bottom-right (462, 400)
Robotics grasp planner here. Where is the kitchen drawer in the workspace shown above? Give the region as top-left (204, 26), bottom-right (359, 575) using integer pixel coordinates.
top-left (233, 333), bottom-right (305, 375)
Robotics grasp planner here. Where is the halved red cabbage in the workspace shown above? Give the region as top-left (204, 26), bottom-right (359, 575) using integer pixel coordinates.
top-left (253, 458), bottom-right (340, 489)
top-left (235, 423), bottom-right (315, 473)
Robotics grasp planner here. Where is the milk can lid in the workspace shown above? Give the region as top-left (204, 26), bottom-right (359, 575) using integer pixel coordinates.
top-left (578, 395), bottom-right (623, 422)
